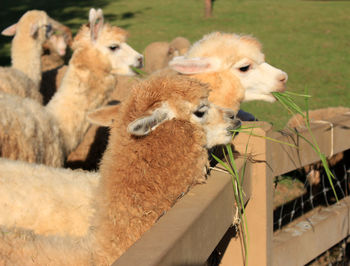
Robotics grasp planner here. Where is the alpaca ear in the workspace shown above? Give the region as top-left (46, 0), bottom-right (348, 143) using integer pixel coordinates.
top-left (89, 8), bottom-right (104, 42)
top-left (169, 56), bottom-right (220, 74)
top-left (127, 105), bottom-right (174, 136)
top-left (87, 104), bottom-right (120, 127)
top-left (1, 23), bottom-right (17, 36)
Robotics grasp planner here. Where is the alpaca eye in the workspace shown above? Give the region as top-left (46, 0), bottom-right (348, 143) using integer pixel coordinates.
top-left (109, 44), bottom-right (120, 51)
top-left (194, 110), bottom-right (205, 118)
top-left (239, 65), bottom-right (250, 72)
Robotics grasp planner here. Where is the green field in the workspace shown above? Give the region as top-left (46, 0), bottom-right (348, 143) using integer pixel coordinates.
top-left (1, 0), bottom-right (349, 129)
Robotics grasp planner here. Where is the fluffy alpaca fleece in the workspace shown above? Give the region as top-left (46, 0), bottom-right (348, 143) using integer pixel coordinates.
top-left (66, 75), bottom-right (142, 170)
top-left (286, 106), bottom-right (350, 185)
top-left (0, 8), bottom-right (143, 167)
top-left (143, 36), bottom-right (191, 73)
top-left (0, 158), bottom-right (99, 237)
top-left (0, 73), bottom-right (240, 265)
top-left (0, 10), bottom-right (52, 103)
top-left (169, 31), bottom-right (288, 112)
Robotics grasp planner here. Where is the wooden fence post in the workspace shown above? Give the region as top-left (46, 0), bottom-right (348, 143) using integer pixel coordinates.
top-left (220, 122), bottom-right (274, 266)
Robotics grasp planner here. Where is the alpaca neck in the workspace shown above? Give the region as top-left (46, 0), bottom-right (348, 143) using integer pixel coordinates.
top-left (94, 120), bottom-right (208, 261)
top-left (45, 48), bottom-right (116, 154)
top-left (11, 32), bottom-right (42, 87)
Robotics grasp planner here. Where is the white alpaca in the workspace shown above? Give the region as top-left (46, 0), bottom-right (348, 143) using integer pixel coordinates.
top-left (169, 31), bottom-right (288, 112)
top-left (0, 8), bottom-right (143, 167)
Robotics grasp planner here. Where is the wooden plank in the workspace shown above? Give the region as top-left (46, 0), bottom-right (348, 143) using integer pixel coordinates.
top-left (267, 114), bottom-right (350, 176)
top-left (112, 115), bottom-right (350, 266)
top-left (273, 196), bottom-right (350, 266)
top-left (113, 167), bottom-right (238, 266)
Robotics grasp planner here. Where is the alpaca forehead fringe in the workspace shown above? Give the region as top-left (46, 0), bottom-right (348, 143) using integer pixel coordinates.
top-left (186, 31), bottom-right (264, 64)
top-left (72, 23), bottom-right (128, 49)
top-left (127, 74), bottom-right (209, 114)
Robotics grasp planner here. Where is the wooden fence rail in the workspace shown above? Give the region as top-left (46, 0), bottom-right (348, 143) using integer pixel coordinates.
top-left (113, 113), bottom-right (350, 266)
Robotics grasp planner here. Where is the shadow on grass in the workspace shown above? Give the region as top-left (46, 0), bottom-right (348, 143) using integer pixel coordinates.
top-left (0, 0), bottom-right (149, 65)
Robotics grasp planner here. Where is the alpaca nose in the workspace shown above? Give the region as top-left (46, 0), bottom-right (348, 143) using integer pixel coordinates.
top-left (232, 119), bottom-right (242, 129)
top-left (224, 110), bottom-right (242, 130)
top-left (137, 56), bottom-right (144, 68)
top-left (278, 72), bottom-right (288, 84)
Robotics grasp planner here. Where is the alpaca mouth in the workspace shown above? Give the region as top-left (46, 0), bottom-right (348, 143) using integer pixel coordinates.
top-left (131, 56), bottom-right (144, 70)
top-left (130, 65), bottom-right (145, 76)
top-left (226, 120), bottom-right (241, 135)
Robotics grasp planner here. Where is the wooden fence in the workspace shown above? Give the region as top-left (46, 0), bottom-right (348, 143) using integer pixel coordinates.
top-left (113, 113), bottom-right (350, 266)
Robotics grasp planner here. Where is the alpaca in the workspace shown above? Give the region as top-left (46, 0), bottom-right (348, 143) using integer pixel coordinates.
top-left (170, 36), bottom-right (191, 56)
top-left (41, 22), bottom-right (72, 72)
top-left (286, 106), bottom-right (350, 185)
top-left (0, 73), bottom-right (240, 265)
top-left (39, 20), bottom-right (72, 102)
top-left (41, 34), bottom-right (67, 72)
top-left (0, 8), bottom-right (143, 167)
top-left (54, 36), bottom-right (189, 105)
top-left (0, 10), bottom-right (53, 103)
top-left (66, 31), bottom-right (286, 170)
top-left (0, 157), bottom-right (99, 237)
top-left (65, 75), bottom-right (142, 170)
top-left (169, 31), bottom-right (288, 112)
top-left (143, 36), bottom-right (191, 73)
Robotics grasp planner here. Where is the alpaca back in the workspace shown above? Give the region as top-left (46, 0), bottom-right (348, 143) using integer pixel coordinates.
top-left (0, 92), bottom-right (63, 166)
top-left (0, 68), bottom-right (42, 102)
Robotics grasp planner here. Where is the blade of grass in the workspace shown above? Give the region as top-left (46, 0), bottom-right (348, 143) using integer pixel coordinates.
top-left (222, 144), bottom-right (249, 265)
top-left (232, 128), bottom-right (298, 148)
top-left (274, 90), bottom-right (339, 201)
top-left (284, 91), bottom-right (312, 98)
top-left (303, 88), bottom-right (338, 201)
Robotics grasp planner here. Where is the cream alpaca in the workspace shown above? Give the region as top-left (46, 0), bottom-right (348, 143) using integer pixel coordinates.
top-left (170, 31), bottom-right (288, 112)
top-left (0, 10), bottom-right (52, 103)
top-left (0, 8), bottom-right (143, 167)
top-left (0, 73), bottom-right (240, 265)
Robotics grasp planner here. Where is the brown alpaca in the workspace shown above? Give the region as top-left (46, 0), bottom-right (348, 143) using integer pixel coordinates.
top-left (65, 75), bottom-right (142, 170)
top-left (0, 73), bottom-right (240, 265)
top-left (143, 36), bottom-right (191, 74)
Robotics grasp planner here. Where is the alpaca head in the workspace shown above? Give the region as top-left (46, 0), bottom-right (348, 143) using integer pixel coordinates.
top-left (44, 34), bottom-right (68, 56)
top-left (1, 10), bottom-right (52, 44)
top-left (88, 73), bottom-right (241, 149)
top-left (73, 8), bottom-right (143, 76)
top-left (169, 31), bottom-right (288, 106)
